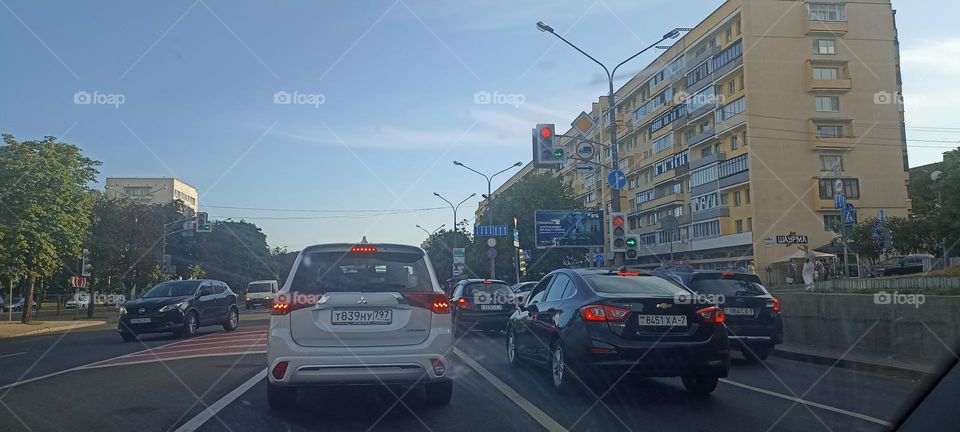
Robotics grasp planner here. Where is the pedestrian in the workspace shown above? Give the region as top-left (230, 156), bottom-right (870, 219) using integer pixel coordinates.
top-left (816, 259), bottom-right (826, 281)
top-left (798, 245), bottom-right (816, 291)
top-left (788, 261), bottom-right (797, 284)
top-left (747, 261), bottom-right (756, 274)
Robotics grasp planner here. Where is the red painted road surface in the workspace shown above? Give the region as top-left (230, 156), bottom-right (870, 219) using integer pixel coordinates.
top-left (86, 326), bottom-right (268, 368)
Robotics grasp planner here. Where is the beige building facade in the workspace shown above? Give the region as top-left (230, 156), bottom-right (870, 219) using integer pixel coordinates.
top-left (105, 177), bottom-right (199, 212)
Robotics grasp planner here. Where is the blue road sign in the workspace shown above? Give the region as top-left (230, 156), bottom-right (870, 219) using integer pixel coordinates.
top-left (474, 225), bottom-right (509, 236)
top-left (594, 254), bottom-right (604, 264)
top-left (524, 250), bottom-right (532, 261)
top-left (843, 203), bottom-right (857, 226)
top-left (834, 193), bottom-right (845, 209)
top-left (608, 170), bottom-right (627, 190)
top-left (486, 248), bottom-right (497, 258)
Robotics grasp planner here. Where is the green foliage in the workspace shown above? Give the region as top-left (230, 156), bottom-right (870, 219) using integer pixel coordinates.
top-left (194, 220), bottom-right (274, 291)
top-left (188, 264), bottom-right (206, 279)
top-left (422, 229), bottom-right (472, 283)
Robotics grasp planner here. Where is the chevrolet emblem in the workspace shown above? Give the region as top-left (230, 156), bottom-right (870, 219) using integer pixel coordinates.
top-left (656, 303), bottom-right (671, 309)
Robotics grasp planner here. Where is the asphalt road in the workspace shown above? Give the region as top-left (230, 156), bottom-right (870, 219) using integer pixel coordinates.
top-left (0, 311), bottom-right (937, 432)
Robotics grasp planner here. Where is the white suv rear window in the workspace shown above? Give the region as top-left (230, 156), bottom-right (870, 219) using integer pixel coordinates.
top-left (290, 251), bottom-right (433, 294)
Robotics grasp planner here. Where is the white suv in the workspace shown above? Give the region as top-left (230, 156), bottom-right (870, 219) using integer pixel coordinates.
top-left (266, 243), bottom-right (454, 408)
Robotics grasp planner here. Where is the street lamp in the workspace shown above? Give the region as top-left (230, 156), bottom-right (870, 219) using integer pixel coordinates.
top-left (452, 161), bottom-right (522, 224)
top-left (415, 224), bottom-right (445, 236)
top-left (536, 21), bottom-right (686, 266)
top-left (434, 192), bottom-right (475, 280)
top-left (932, 170), bottom-right (948, 268)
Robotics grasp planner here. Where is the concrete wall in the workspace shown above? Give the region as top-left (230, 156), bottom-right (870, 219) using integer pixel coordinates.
top-left (778, 292), bottom-right (960, 365)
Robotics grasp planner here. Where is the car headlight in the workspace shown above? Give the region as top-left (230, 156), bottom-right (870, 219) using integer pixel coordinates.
top-left (119, 306), bottom-right (127, 315)
top-left (159, 301), bottom-right (189, 313)
top-left (245, 296), bottom-right (251, 301)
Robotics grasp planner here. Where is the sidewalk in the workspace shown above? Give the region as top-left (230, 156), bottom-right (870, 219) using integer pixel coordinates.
top-left (773, 342), bottom-right (942, 379)
top-left (0, 320), bottom-right (108, 338)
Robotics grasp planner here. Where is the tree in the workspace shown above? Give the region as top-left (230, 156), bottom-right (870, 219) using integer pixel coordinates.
top-left (0, 135), bottom-right (100, 323)
top-left (188, 264), bottom-right (206, 279)
top-left (422, 229), bottom-right (473, 282)
top-left (932, 148), bottom-right (960, 259)
top-left (194, 220), bottom-right (273, 291)
top-left (886, 216), bottom-right (937, 255)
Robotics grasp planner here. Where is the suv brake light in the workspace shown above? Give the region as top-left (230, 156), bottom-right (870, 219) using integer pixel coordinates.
top-left (696, 306), bottom-right (725, 324)
top-left (271, 293), bottom-right (312, 315)
top-left (766, 298), bottom-right (781, 312)
top-left (580, 304), bottom-right (630, 322)
top-left (403, 292), bottom-right (450, 314)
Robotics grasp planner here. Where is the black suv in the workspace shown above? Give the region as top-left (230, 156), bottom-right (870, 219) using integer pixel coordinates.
top-left (656, 269), bottom-right (783, 361)
top-left (118, 279), bottom-right (239, 341)
top-left (450, 279), bottom-right (516, 336)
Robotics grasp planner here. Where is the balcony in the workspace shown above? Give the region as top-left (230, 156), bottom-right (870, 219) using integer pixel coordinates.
top-left (640, 192), bottom-right (684, 212)
top-left (718, 170), bottom-right (750, 189)
top-left (687, 127), bottom-right (716, 148)
top-left (808, 78), bottom-right (852, 92)
top-left (691, 206), bottom-right (730, 222)
top-left (690, 151), bottom-right (726, 170)
top-left (805, 20), bottom-right (848, 35)
top-left (712, 55), bottom-right (743, 81)
top-left (715, 112), bottom-right (745, 134)
top-left (681, 46), bottom-right (720, 76)
top-left (685, 101), bottom-right (716, 121)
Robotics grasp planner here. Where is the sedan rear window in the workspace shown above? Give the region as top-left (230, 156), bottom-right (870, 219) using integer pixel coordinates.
top-left (583, 275), bottom-right (688, 296)
top-left (290, 251), bottom-right (433, 294)
top-left (465, 283), bottom-right (514, 304)
top-left (689, 276), bottom-right (767, 297)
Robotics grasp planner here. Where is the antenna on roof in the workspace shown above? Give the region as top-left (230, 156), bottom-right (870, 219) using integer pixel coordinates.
top-left (360, 236), bottom-right (368, 244)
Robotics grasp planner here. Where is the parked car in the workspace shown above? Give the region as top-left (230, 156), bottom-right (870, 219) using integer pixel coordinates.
top-left (506, 268), bottom-right (730, 395)
top-left (511, 281), bottom-right (538, 306)
top-left (4, 297), bottom-right (37, 312)
top-left (245, 280), bottom-right (278, 309)
top-left (117, 279), bottom-right (239, 341)
top-left (450, 279), bottom-right (516, 336)
top-left (868, 254), bottom-right (934, 277)
top-left (655, 268), bottom-right (783, 361)
top-left (266, 243), bottom-right (453, 409)
top-left (64, 292), bottom-right (90, 309)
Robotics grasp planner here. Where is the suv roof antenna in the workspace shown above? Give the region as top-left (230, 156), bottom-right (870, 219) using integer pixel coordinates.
top-left (360, 236), bottom-right (368, 244)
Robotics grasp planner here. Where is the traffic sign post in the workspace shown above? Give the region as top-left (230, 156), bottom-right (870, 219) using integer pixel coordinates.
top-left (834, 193), bottom-right (845, 210)
top-left (608, 170), bottom-right (627, 191)
top-left (474, 225), bottom-right (509, 237)
top-left (661, 215), bottom-right (679, 264)
top-left (841, 203), bottom-right (856, 277)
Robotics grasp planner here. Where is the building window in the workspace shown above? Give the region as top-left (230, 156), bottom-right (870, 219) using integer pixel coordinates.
top-left (823, 214), bottom-right (843, 231)
top-left (814, 39), bottom-right (837, 54)
top-left (735, 20), bottom-right (741, 35)
top-left (718, 154), bottom-right (749, 178)
top-left (712, 41), bottom-right (742, 71)
top-left (746, 217), bottom-right (753, 231)
top-left (813, 67), bottom-right (839, 80)
top-left (653, 133), bottom-right (674, 154)
top-left (727, 80), bottom-right (735, 95)
top-left (730, 135), bottom-right (739, 150)
top-left (819, 155), bottom-right (843, 171)
top-left (686, 61), bottom-right (711, 88)
top-left (734, 191), bottom-right (742, 207)
top-left (809, 3), bottom-right (846, 22)
top-left (692, 220), bottom-right (721, 239)
top-left (735, 220), bottom-right (743, 233)
top-left (818, 178), bottom-right (861, 199)
top-left (691, 166), bottom-right (719, 187)
top-left (701, 147), bottom-right (712, 157)
top-left (816, 96), bottom-right (840, 112)
top-left (585, 192), bottom-right (596, 203)
top-left (715, 97), bottom-right (745, 123)
top-left (816, 124), bottom-right (845, 138)
top-left (742, 131), bottom-right (748, 146)
top-left (726, 27), bottom-right (733, 43)
top-left (692, 191), bottom-right (724, 213)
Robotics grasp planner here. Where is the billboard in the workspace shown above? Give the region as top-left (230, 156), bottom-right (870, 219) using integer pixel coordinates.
top-left (534, 210), bottom-right (604, 249)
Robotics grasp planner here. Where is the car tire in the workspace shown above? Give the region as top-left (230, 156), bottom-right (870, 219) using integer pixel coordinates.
top-left (506, 328), bottom-right (521, 367)
top-left (179, 311), bottom-right (199, 338)
top-left (424, 380), bottom-right (453, 405)
top-left (267, 382), bottom-right (298, 409)
top-left (550, 343), bottom-right (576, 394)
top-left (222, 307), bottom-right (239, 332)
top-left (743, 344), bottom-right (771, 362)
top-left (120, 332), bottom-right (137, 342)
top-left (682, 375), bottom-right (719, 396)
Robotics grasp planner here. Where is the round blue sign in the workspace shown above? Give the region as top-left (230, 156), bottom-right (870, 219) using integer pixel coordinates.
top-left (608, 170), bottom-right (627, 190)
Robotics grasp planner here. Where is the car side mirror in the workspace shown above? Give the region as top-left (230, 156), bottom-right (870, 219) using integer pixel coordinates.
top-left (526, 304), bottom-right (539, 314)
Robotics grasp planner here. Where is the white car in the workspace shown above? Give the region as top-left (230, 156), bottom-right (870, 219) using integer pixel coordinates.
top-left (266, 243), bottom-right (454, 408)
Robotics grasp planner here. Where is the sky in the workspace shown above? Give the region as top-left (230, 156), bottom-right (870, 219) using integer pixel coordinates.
top-left (2, 0), bottom-right (958, 252)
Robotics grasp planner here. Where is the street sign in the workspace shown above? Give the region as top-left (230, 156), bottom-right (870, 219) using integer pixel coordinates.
top-left (764, 238), bottom-right (775, 248)
top-left (844, 203), bottom-right (857, 226)
top-left (575, 141), bottom-right (595, 160)
top-left (474, 225), bottom-right (509, 236)
top-left (575, 163), bottom-right (594, 172)
top-left (834, 179), bottom-right (844, 195)
top-left (487, 238), bottom-right (497, 247)
top-left (452, 248), bottom-right (466, 277)
top-left (513, 229), bottom-right (520, 248)
top-left (486, 248), bottom-right (497, 258)
top-left (572, 111), bottom-right (596, 136)
top-left (524, 250), bottom-right (532, 261)
top-left (594, 254), bottom-right (604, 264)
top-left (69, 276), bottom-right (86, 288)
top-left (608, 170), bottom-right (627, 190)
top-left (834, 193), bottom-right (845, 209)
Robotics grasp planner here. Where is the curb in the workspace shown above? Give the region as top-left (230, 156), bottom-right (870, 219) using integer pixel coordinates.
top-left (0, 321), bottom-right (107, 338)
top-left (771, 348), bottom-right (936, 379)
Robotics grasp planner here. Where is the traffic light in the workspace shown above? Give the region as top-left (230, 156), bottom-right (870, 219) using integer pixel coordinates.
top-left (625, 236), bottom-right (638, 259)
top-left (533, 124), bottom-right (562, 168)
top-left (609, 212), bottom-right (627, 253)
top-left (81, 248), bottom-right (92, 277)
top-left (196, 212), bottom-right (212, 233)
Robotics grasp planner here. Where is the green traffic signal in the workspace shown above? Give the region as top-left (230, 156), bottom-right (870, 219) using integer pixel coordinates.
top-left (553, 149), bottom-right (564, 158)
top-left (625, 238), bottom-right (637, 248)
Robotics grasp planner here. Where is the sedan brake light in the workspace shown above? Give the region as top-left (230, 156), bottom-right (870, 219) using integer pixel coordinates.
top-left (580, 304), bottom-right (630, 322)
top-left (457, 297), bottom-right (470, 310)
top-left (766, 298), bottom-right (781, 312)
top-left (696, 306), bottom-right (725, 324)
top-left (403, 292), bottom-right (450, 314)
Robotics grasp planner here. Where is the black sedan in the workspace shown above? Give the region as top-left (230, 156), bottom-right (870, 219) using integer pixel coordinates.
top-left (450, 279), bottom-right (516, 336)
top-left (657, 269), bottom-right (783, 361)
top-left (118, 279), bottom-right (239, 341)
top-left (506, 269), bottom-right (730, 395)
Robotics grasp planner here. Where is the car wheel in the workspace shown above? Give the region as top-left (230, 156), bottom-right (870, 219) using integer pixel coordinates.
top-left (743, 344), bottom-right (771, 362)
top-left (682, 375), bottom-right (719, 396)
top-left (120, 332), bottom-right (137, 342)
top-left (550, 344), bottom-right (576, 394)
top-left (179, 311), bottom-right (199, 337)
top-left (222, 307), bottom-right (239, 332)
top-left (267, 382), bottom-right (298, 409)
top-left (506, 329), bottom-right (521, 367)
top-left (424, 380), bottom-right (453, 405)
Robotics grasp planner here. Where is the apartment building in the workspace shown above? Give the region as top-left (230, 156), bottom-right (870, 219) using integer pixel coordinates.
top-left (554, 0), bottom-right (909, 272)
top-left (105, 177), bottom-right (199, 212)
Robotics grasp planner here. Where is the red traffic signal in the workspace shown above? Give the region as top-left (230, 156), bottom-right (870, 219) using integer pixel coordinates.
top-left (539, 126), bottom-right (553, 138)
top-left (612, 215), bottom-right (625, 226)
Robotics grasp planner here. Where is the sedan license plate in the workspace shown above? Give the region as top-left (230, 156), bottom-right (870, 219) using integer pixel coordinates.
top-left (331, 309), bottom-right (392, 325)
top-left (724, 307), bottom-right (754, 316)
top-left (637, 315), bottom-right (687, 326)
top-left (479, 304), bottom-right (503, 311)
top-left (129, 318), bottom-right (151, 324)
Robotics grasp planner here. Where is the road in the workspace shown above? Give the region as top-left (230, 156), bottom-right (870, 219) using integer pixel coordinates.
top-left (0, 309), bottom-right (932, 432)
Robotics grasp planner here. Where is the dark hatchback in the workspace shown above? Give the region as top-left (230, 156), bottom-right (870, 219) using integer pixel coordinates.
top-left (118, 279), bottom-right (240, 341)
top-left (450, 279), bottom-right (516, 336)
top-left (657, 269), bottom-right (783, 361)
top-left (506, 269), bottom-right (730, 395)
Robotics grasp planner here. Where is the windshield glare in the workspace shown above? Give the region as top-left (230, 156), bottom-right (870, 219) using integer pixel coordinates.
top-left (584, 275), bottom-right (689, 296)
top-left (143, 281), bottom-right (200, 298)
top-left (247, 283), bottom-right (272, 293)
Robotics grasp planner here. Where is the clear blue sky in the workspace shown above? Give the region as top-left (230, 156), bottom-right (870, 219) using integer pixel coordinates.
top-left (2, 0), bottom-right (958, 251)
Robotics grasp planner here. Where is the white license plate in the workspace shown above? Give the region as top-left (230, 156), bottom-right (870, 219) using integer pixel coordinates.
top-left (724, 307), bottom-right (754, 316)
top-left (129, 318), bottom-right (151, 324)
top-left (637, 315), bottom-right (687, 326)
top-left (479, 305), bottom-right (503, 311)
top-left (331, 309), bottom-right (393, 325)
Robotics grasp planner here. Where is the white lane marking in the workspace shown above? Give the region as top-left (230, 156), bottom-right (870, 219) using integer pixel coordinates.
top-left (125, 344), bottom-right (267, 359)
top-left (83, 351), bottom-right (266, 370)
top-left (0, 352), bottom-right (27, 359)
top-left (454, 348), bottom-right (567, 432)
top-left (173, 368), bottom-right (267, 432)
top-left (719, 378), bottom-right (893, 427)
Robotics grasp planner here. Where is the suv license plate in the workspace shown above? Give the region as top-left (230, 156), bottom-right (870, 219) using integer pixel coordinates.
top-left (129, 318), bottom-right (151, 324)
top-left (331, 309), bottom-right (393, 325)
top-left (637, 315), bottom-right (687, 326)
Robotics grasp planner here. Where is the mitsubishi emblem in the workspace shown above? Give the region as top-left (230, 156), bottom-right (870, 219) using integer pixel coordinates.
top-left (357, 296), bottom-right (368, 305)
